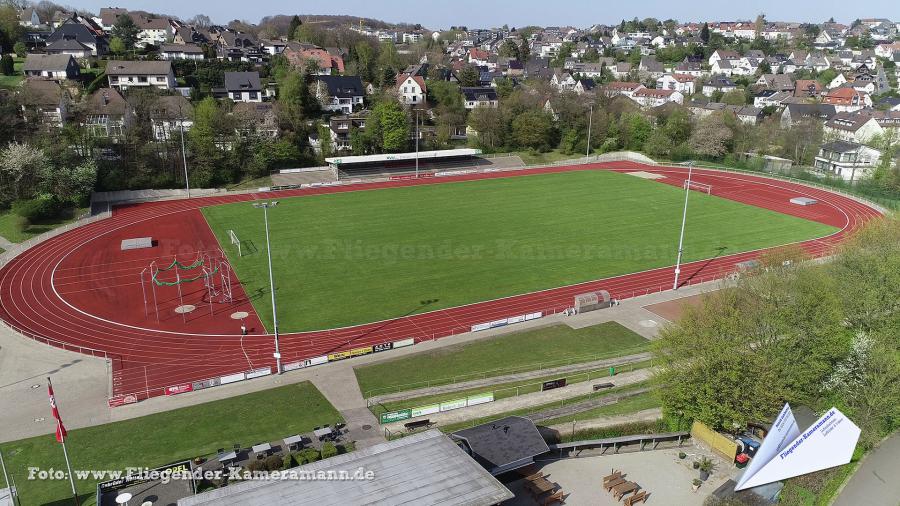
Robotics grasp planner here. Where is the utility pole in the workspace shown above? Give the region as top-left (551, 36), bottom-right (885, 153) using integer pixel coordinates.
top-left (179, 107), bottom-right (190, 198)
top-left (673, 162), bottom-right (693, 290)
top-left (253, 202), bottom-right (282, 374)
top-left (586, 104), bottom-right (593, 158)
top-left (414, 109), bottom-right (420, 178)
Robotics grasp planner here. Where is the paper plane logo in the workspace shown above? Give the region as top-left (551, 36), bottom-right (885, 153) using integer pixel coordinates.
top-left (734, 403), bottom-right (860, 491)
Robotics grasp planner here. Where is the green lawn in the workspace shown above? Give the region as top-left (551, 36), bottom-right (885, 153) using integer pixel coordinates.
top-left (0, 207), bottom-right (89, 243)
top-left (354, 321), bottom-right (649, 396)
top-left (0, 382), bottom-right (341, 505)
top-left (369, 358), bottom-right (653, 416)
top-left (539, 390), bottom-right (662, 427)
top-left (202, 170), bottom-right (837, 332)
top-left (0, 57), bottom-right (24, 89)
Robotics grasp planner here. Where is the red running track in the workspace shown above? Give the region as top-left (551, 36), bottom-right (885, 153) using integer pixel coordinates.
top-left (0, 162), bottom-right (883, 404)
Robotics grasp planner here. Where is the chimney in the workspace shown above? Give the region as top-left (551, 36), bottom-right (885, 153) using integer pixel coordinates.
top-left (101, 91), bottom-right (108, 106)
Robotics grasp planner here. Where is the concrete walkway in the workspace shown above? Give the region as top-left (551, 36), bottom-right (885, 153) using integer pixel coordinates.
top-left (305, 366), bottom-right (385, 449)
top-left (0, 235), bottom-right (13, 251)
top-left (834, 433), bottom-right (900, 506)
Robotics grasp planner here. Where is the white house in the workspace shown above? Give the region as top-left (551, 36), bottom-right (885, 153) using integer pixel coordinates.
top-left (823, 112), bottom-right (884, 144)
top-left (159, 43), bottom-right (204, 60)
top-left (22, 54), bottom-right (80, 80)
top-left (18, 7), bottom-right (42, 27)
top-left (656, 74), bottom-right (696, 95)
top-left (702, 77), bottom-right (737, 97)
top-left (151, 95), bottom-right (193, 141)
top-left (222, 72), bottom-right (263, 103)
top-left (106, 60), bottom-right (175, 90)
top-left (315, 75), bottom-right (365, 114)
top-left (631, 88), bottom-right (683, 108)
top-left (134, 15), bottom-right (173, 48)
top-left (461, 87), bottom-right (499, 109)
top-left (814, 140), bottom-right (881, 182)
top-left (395, 73), bottom-right (426, 105)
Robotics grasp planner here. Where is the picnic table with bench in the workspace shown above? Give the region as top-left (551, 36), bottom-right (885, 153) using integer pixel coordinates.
top-left (403, 419), bottom-right (432, 431)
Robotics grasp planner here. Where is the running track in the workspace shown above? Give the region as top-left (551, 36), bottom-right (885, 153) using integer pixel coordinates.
top-left (0, 162), bottom-right (883, 405)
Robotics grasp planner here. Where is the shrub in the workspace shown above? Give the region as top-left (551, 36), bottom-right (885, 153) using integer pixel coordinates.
top-left (12, 195), bottom-right (63, 222)
top-left (338, 441), bottom-right (356, 454)
top-left (299, 448), bottom-right (320, 463)
top-left (321, 442), bottom-right (338, 459)
top-left (245, 460), bottom-right (267, 473)
top-left (282, 453), bottom-right (296, 469)
top-left (265, 454), bottom-right (284, 471)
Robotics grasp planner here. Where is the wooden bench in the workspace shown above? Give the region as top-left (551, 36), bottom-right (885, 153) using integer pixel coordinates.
top-left (403, 419), bottom-right (431, 431)
top-left (541, 490), bottom-right (565, 505)
top-left (625, 490), bottom-right (648, 505)
top-left (593, 382), bottom-right (615, 391)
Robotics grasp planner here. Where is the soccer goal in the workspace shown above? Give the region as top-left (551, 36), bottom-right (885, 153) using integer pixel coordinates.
top-left (683, 180), bottom-right (712, 194)
top-left (228, 229), bottom-right (242, 257)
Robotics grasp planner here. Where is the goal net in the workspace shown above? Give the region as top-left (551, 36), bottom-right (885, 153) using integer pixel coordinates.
top-left (228, 229), bottom-right (242, 257)
top-left (683, 180), bottom-right (712, 194)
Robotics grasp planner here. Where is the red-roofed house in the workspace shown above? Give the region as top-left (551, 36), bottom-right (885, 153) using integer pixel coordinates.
top-left (468, 48), bottom-right (490, 66)
top-left (396, 73), bottom-right (426, 105)
top-left (631, 88), bottom-right (684, 108)
top-left (284, 47), bottom-right (345, 75)
top-left (602, 82), bottom-right (645, 98)
top-left (822, 87), bottom-right (871, 112)
top-left (656, 73), bottom-right (696, 94)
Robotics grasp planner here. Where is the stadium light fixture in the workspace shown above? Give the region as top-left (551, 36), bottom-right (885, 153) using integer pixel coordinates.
top-left (586, 104), bottom-right (593, 158)
top-left (672, 162), bottom-right (693, 290)
top-left (253, 201), bottom-right (282, 374)
top-left (178, 104), bottom-right (190, 198)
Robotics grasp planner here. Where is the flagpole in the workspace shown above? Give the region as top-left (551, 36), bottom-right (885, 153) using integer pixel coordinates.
top-left (47, 378), bottom-right (79, 506)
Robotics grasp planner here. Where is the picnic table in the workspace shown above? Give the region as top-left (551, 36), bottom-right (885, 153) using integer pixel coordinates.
top-left (612, 481), bottom-right (638, 500)
top-left (313, 427), bottom-right (333, 439)
top-left (283, 435), bottom-right (304, 449)
top-left (217, 451), bottom-right (237, 463)
top-left (252, 442), bottom-right (272, 455)
top-left (526, 476), bottom-right (556, 495)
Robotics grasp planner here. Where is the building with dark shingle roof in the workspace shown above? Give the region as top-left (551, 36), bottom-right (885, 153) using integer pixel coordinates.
top-left (314, 75), bottom-right (365, 113)
top-left (106, 60), bottom-right (175, 90)
top-left (219, 72), bottom-right (262, 103)
top-left (22, 54), bottom-right (80, 80)
top-left (452, 416), bottom-right (550, 475)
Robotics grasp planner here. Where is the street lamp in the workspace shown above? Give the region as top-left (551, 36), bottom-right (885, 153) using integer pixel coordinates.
top-left (586, 104), bottom-right (593, 158)
top-left (672, 162), bottom-right (694, 290)
top-left (414, 109), bottom-right (420, 178)
top-left (253, 201), bottom-right (282, 374)
top-left (178, 103), bottom-right (190, 198)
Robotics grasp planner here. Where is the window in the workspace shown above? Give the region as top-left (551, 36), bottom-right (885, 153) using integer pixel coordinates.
top-left (138, 76), bottom-right (148, 83)
top-left (233, 92), bottom-right (241, 100)
top-left (249, 92), bottom-right (258, 100)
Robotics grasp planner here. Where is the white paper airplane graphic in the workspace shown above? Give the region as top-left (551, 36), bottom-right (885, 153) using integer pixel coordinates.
top-left (734, 403), bottom-right (860, 491)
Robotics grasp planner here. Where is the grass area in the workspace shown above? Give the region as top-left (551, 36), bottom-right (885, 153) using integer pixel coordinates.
top-left (778, 446), bottom-right (865, 506)
top-left (0, 382), bottom-right (341, 505)
top-left (507, 149), bottom-right (586, 166)
top-left (0, 207), bottom-right (89, 243)
top-left (355, 321), bottom-right (649, 397)
top-left (369, 358), bottom-right (653, 417)
top-left (0, 57), bottom-right (24, 89)
top-left (435, 381), bottom-right (652, 434)
top-left (539, 390), bottom-right (661, 427)
top-left (226, 175), bottom-right (274, 191)
top-left (203, 170), bottom-right (837, 332)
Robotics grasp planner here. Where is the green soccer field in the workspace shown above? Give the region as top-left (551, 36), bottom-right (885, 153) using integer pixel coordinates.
top-left (202, 171), bottom-right (837, 332)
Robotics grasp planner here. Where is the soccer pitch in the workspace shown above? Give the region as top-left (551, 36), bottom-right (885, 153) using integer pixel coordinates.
top-left (202, 171), bottom-right (837, 332)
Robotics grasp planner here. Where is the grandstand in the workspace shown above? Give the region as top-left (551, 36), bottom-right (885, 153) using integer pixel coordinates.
top-left (325, 148), bottom-right (491, 179)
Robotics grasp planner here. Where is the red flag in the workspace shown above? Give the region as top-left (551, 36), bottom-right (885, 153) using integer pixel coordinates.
top-left (48, 381), bottom-right (67, 443)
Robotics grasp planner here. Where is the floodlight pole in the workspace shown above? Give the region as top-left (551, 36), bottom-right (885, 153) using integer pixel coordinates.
top-left (414, 109), bottom-right (420, 178)
top-left (673, 162), bottom-right (694, 290)
top-left (586, 104), bottom-right (593, 158)
top-left (255, 201), bottom-right (282, 374)
top-left (179, 110), bottom-right (190, 198)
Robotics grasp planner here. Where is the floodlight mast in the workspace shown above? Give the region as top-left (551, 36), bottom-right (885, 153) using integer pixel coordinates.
top-left (673, 162), bottom-right (694, 290)
top-left (253, 201), bottom-right (282, 374)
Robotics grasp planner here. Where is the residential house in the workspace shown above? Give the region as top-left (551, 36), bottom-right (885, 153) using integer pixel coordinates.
top-left (45, 38), bottom-right (94, 59)
top-left (22, 54), bottom-right (80, 80)
top-left (150, 95), bottom-right (193, 141)
top-left (814, 140), bottom-right (881, 182)
top-left (638, 57), bottom-right (665, 79)
top-left (284, 46), bottom-right (345, 75)
top-left (756, 73), bottom-right (794, 92)
top-left (260, 39), bottom-right (287, 55)
top-left (461, 87), bottom-right (499, 109)
top-left (823, 112), bottom-right (884, 144)
top-left (822, 87), bottom-right (871, 113)
top-left (551, 71), bottom-right (578, 92)
top-left (80, 87), bottom-right (132, 138)
top-left (315, 75), bottom-right (365, 114)
top-left (133, 14), bottom-right (173, 47)
top-left (611, 62), bottom-right (633, 79)
top-left (602, 82), bottom-right (644, 98)
top-left (159, 43), bottom-right (205, 60)
top-left (631, 88), bottom-right (683, 108)
top-left (710, 58), bottom-right (733, 76)
top-left (106, 60), bottom-right (175, 90)
top-left (94, 7), bottom-right (127, 32)
top-left (327, 112), bottom-right (367, 151)
top-left (874, 42), bottom-right (900, 58)
top-left (46, 17), bottom-right (107, 56)
top-left (657, 74), bottom-right (696, 95)
top-left (702, 77), bottom-right (736, 97)
top-left (18, 7), bottom-right (43, 27)
top-left (780, 103), bottom-right (837, 128)
top-left (395, 73), bottom-right (426, 105)
top-left (572, 79), bottom-right (596, 96)
top-left (753, 90), bottom-right (797, 109)
top-left (708, 49), bottom-right (739, 67)
top-left (232, 102), bottom-right (279, 139)
top-left (674, 58), bottom-right (704, 77)
top-left (793, 80), bottom-right (822, 99)
top-left (20, 79), bottom-right (68, 127)
top-left (221, 72), bottom-right (262, 103)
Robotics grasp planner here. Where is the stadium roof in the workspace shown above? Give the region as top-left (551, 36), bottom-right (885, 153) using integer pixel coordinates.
top-left (178, 430), bottom-right (513, 506)
top-left (325, 148), bottom-right (482, 166)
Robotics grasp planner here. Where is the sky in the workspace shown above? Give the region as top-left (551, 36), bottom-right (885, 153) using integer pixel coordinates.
top-left (74, 0), bottom-right (900, 29)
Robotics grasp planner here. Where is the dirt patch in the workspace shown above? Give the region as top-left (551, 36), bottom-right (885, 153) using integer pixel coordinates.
top-left (643, 293), bottom-right (709, 322)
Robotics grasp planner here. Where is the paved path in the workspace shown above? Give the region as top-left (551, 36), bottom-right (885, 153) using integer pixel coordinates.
top-left (834, 433), bottom-right (900, 506)
top-left (306, 366), bottom-right (385, 449)
top-left (0, 235), bottom-right (13, 251)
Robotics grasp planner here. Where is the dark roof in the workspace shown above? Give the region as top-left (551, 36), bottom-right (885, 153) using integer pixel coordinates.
top-left (315, 75), bottom-right (364, 98)
top-left (151, 95), bottom-right (193, 119)
top-left (821, 140), bottom-right (863, 153)
top-left (785, 103), bottom-right (837, 120)
top-left (461, 86), bottom-right (498, 102)
top-left (46, 21), bottom-right (101, 46)
top-left (21, 79), bottom-right (66, 106)
top-left (160, 43), bottom-right (203, 54)
top-left (223, 71), bottom-right (261, 92)
top-left (82, 88), bottom-right (130, 116)
top-left (23, 54), bottom-right (75, 72)
top-left (105, 60), bottom-right (172, 76)
top-left (45, 38), bottom-right (92, 52)
top-left (452, 416), bottom-right (549, 473)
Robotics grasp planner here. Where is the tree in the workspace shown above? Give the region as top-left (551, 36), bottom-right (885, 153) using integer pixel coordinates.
top-left (721, 89), bottom-right (747, 106)
top-left (0, 142), bottom-right (48, 201)
top-left (699, 23), bottom-right (710, 44)
top-left (468, 106), bottom-right (506, 150)
top-left (498, 39), bottom-right (520, 60)
top-left (689, 113), bottom-right (732, 158)
top-left (288, 15), bottom-right (302, 39)
top-left (13, 40), bottom-right (25, 58)
top-left (457, 65), bottom-right (480, 87)
top-left (189, 14), bottom-right (211, 28)
top-left (109, 36), bottom-right (126, 56)
top-left (643, 128), bottom-right (673, 157)
top-left (512, 110), bottom-right (555, 151)
top-left (0, 53), bottom-right (12, 75)
top-left (112, 14), bottom-right (139, 50)
top-left (368, 101), bottom-right (409, 153)
top-left (0, 4), bottom-right (24, 52)
top-left (619, 113), bottom-right (652, 151)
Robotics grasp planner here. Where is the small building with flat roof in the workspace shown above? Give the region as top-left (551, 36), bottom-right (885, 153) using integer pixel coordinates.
top-left (178, 430), bottom-right (512, 506)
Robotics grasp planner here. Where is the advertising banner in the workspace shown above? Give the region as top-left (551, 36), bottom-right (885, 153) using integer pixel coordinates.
top-left (467, 392), bottom-right (494, 406)
top-left (525, 312), bottom-right (543, 320)
top-left (191, 378), bottom-right (220, 391)
top-left (165, 384), bottom-right (193, 396)
top-left (471, 322), bottom-right (491, 332)
top-left (246, 367), bottom-right (272, 379)
top-left (393, 338), bottom-right (415, 348)
top-left (373, 342), bottom-right (393, 353)
top-left (440, 398), bottom-right (468, 412)
top-left (541, 378), bottom-right (568, 391)
top-left (350, 346), bottom-right (373, 357)
top-left (328, 350), bottom-right (352, 361)
top-left (380, 409), bottom-right (412, 424)
top-left (411, 404), bottom-right (441, 418)
top-left (219, 372), bottom-right (246, 384)
top-left (506, 315), bottom-right (526, 324)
